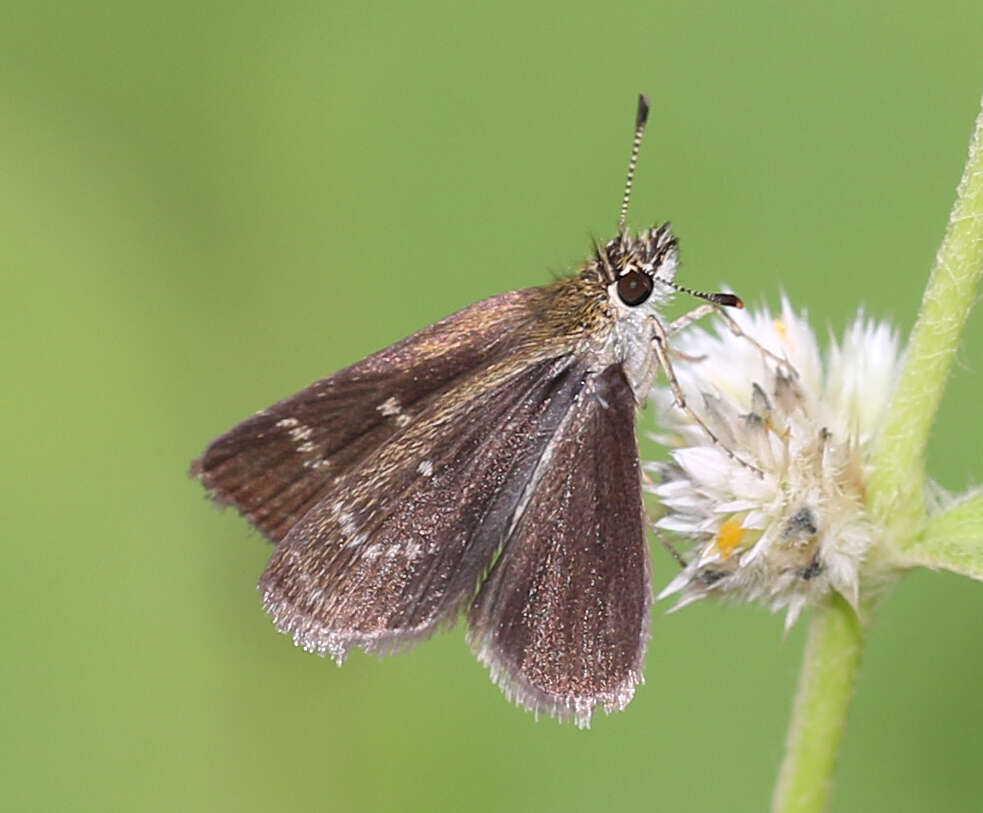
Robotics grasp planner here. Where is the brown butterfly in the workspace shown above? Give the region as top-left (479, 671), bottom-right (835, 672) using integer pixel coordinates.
top-left (192, 95), bottom-right (745, 727)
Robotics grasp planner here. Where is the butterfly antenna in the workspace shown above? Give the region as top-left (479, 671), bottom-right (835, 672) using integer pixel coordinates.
top-left (618, 93), bottom-right (651, 234)
top-left (667, 281), bottom-right (744, 309)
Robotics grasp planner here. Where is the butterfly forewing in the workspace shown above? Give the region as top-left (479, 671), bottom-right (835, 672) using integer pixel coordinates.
top-left (467, 364), bottom-right (650, 728)
top-left (192, 290), bottom-right (548, 541)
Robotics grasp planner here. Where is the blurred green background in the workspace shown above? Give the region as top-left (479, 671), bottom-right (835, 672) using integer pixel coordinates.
top-left (3, 1), bottom-right (982, 811)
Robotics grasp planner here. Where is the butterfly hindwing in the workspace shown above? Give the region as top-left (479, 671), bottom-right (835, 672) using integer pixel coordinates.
top-left (258, 355), bottom-right (596, 662)
top-left (467, 364), bottom-right (650, 728)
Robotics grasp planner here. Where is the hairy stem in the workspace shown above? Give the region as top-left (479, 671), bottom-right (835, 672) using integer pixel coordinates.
top-left (868, 94), bottom-right (983, 531)
top-left (772, 594), bottom-right (866, 813)
top-left (773, 94), bottom-right (983, 812)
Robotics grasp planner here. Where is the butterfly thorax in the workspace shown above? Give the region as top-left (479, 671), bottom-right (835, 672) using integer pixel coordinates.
top-left (536, 223), bottom-right (680, 399)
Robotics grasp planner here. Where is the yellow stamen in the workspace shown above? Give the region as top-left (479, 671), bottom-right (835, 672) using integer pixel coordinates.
top-left (715, 516), bottom-right (746, 559)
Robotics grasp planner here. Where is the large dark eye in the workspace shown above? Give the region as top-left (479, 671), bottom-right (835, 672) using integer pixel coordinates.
top-left (616, 269), bottom-right (653, 306)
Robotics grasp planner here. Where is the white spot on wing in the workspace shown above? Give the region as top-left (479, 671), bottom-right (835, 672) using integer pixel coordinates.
top-left (378, 396), bottom-right (412, 428)
top-left (277, 418), bottom-right (318, 454)
top-left (417, 460), bottom-right (434, 477)
top-left (338, 511), bottom-right (358, 539)
top-left (288, 425), bottom-right (313, 441)
top-left (378, 397), bottom-right (402, 416)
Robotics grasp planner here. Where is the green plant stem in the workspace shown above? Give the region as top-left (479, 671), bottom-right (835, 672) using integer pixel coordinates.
top-left (773, 94), bottom-right (983, 813)
top-left (867, 95), bottom-right (983, 532)
top-left (772, 594), bottom-right (866, 813)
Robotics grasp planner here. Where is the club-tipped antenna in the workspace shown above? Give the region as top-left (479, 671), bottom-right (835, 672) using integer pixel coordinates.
top-left (618, 93), bottom-right (651, 234)
top-left (664, 280), bottom-right (744, 309)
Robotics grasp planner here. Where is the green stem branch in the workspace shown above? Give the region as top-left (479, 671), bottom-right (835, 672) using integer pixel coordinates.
top-left (901, 489), bottom-right (983, 579)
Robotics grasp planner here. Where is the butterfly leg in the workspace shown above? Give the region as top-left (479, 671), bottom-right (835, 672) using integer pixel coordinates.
top-left (668, 345), bottom-right (708, 364)
top-left (707, 306), bottom-right (798, 377)
top-left (649, 517), bottom-right (687, 569)
top-left (666, 302), bottom-right (717, 336)
top-left (640, 467), bottom-right (687, 569)
top-left (648, 315), bottom-right (764, 478)
top-left (668, 303), bottom-right (797, 378)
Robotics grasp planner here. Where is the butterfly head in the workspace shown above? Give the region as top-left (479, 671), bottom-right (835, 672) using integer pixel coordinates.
top-left (590, 96), bottom-right (743, 319)
top-left (594, 223), bottom-right (679, 311)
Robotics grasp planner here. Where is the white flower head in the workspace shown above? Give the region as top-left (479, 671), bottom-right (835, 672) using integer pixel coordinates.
top-left (648, 297), bottom-right (901, 628)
